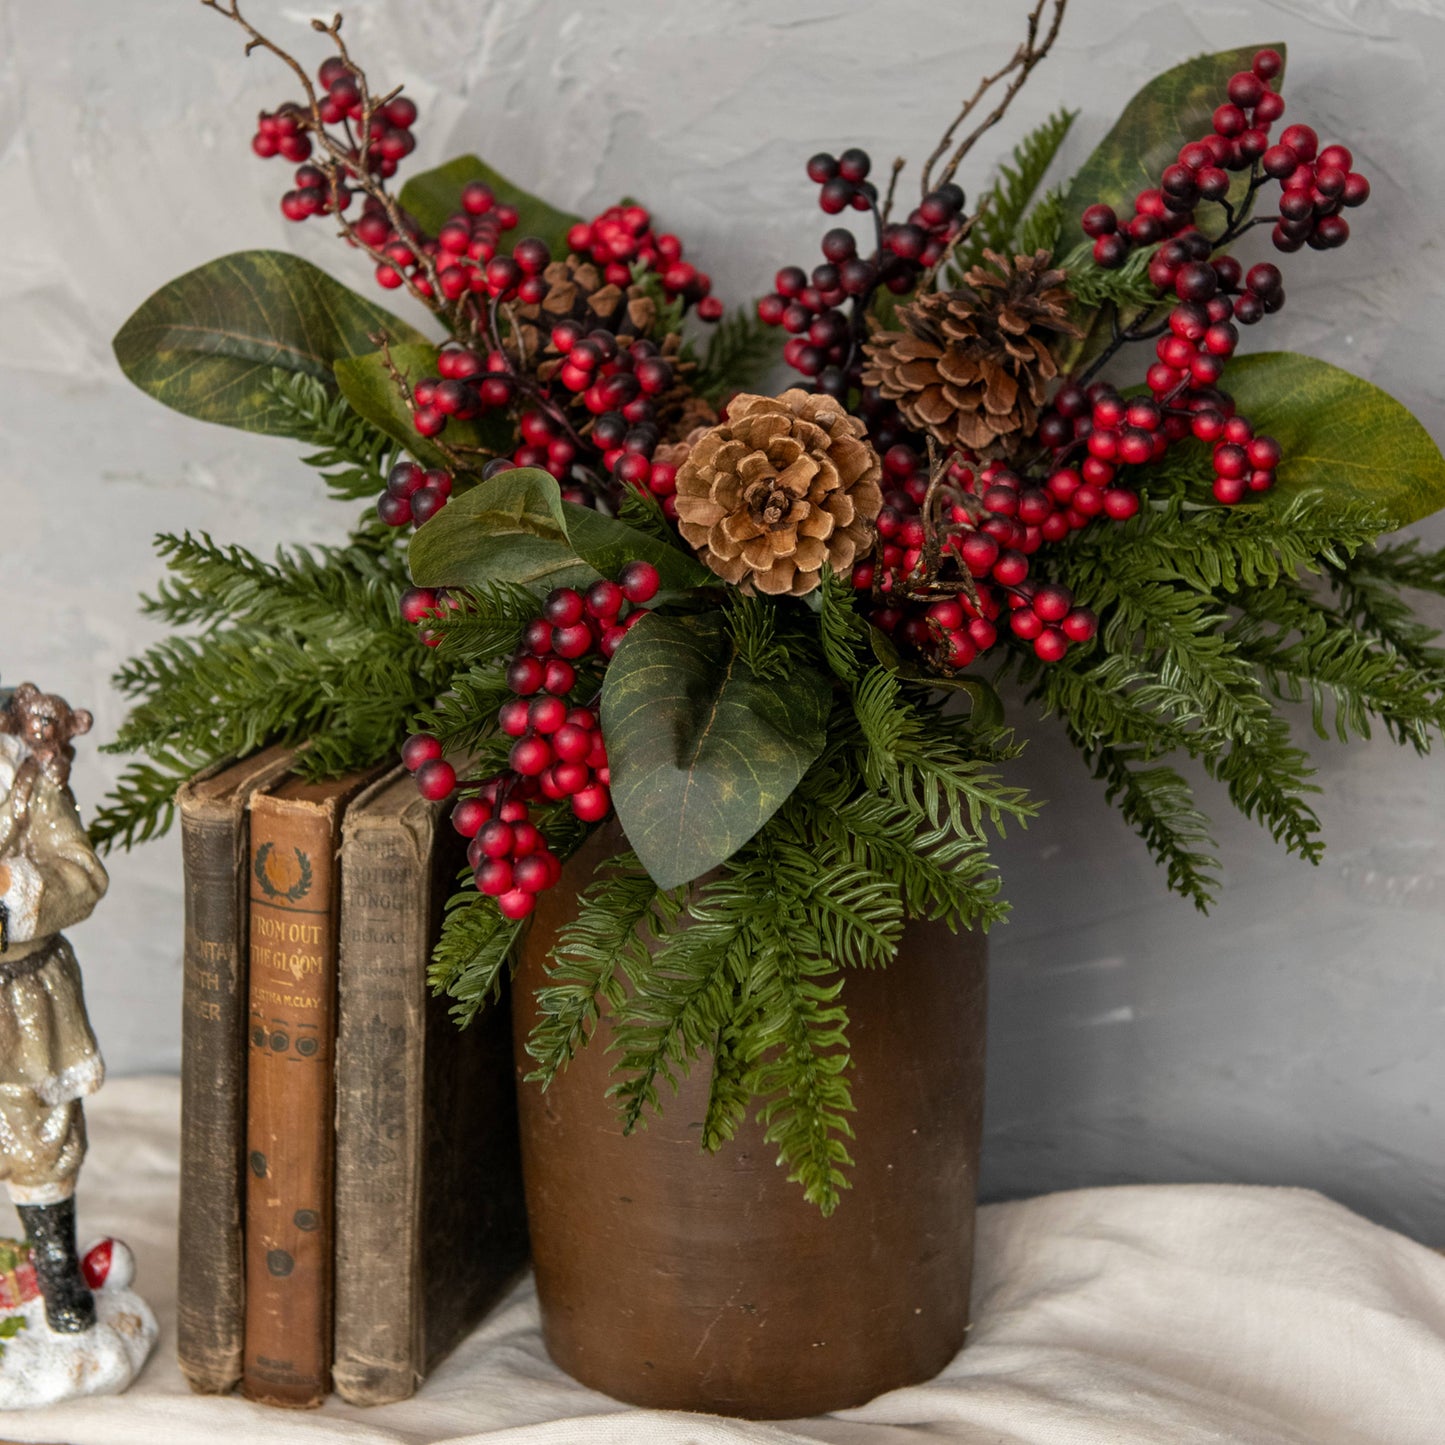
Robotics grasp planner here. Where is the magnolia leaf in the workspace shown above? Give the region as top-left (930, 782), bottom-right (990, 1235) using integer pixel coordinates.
top-left (400, 155), bottom-right (581, 258)
top-left (1226, 352), bottom-right (1445, 530)
top-left (1057, 45), bottom-right (1285, 370)
top-left (603, 612), bottom-right (832, 889)
top-left (1059, 45), bottom-right (1285, 254)
top-left (409, 467), bottom-right (594, 591)
top-left (869, 627), bottom-right (1005, 726)
top-left (333, 343), bottom-right (510, 472)
top-left (558, 501), bottom-right (717, 594)
top-left (112, 251), bottom-right (427, 436)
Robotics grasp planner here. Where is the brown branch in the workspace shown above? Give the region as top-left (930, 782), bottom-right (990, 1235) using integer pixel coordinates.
top-left (201, 0), bottom-right (456, 323)
top-left (880, 157), bottom-right (907, 226)
top-left (920, 0), bottom-right (1069, 197)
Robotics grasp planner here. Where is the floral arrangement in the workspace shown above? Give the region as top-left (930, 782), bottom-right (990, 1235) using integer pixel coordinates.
top-left (100, 0), bottom-right (1445, 1211)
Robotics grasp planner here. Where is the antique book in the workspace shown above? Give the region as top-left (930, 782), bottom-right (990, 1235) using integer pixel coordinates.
top-left (240, 767), bottom-right (378, 1408)
top-left (175, 745), bottom-right (294, 1396)
top-left (332, 768), bottom-right (528, 1406)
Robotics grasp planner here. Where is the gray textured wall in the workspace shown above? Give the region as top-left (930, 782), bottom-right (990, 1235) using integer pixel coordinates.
top-left (2, 0), bottom-right (1442, 1240)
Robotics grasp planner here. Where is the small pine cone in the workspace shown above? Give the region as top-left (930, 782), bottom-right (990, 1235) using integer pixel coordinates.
top-left (674, 389), bottom-right (883, 596)
top-left (861, 249), bottom-right (1081, 458)
top-left (516, 255), bottom-right (658, 362)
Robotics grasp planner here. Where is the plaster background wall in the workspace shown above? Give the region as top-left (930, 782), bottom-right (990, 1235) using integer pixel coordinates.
top-left (1, 0), bottom-right (1442, 1239)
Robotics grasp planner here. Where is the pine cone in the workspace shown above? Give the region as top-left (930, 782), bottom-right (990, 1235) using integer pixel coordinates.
top-left (861, 249), bottom-right (1081, 458)
top-left (674, 390), bottom-right (883, 596)
top-left (514, 256), bottom-right (657, 362)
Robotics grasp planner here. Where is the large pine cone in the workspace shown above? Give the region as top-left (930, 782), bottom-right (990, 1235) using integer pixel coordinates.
top-left (861, 249), bottom-right (1081, 458)
top-left (674, 390), bottom-right (883, 596)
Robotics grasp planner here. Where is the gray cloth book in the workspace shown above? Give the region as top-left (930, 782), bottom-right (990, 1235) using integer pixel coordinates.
top-left (332, 767), bottom-right (528, 1406)
top-left (175, 746), bottom-right (295, 1395)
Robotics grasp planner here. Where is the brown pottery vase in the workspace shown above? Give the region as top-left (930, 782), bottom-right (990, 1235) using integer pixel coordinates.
top-left (512, 825), bottom-right (988, 1419)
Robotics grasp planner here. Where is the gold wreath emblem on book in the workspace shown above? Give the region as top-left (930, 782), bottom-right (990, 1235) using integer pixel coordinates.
top-left (254, 842), bottom-right (314, 903)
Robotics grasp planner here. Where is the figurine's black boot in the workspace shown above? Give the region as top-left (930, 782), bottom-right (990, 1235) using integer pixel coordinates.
top-left (16, 1199), bottom-right (95, 1333)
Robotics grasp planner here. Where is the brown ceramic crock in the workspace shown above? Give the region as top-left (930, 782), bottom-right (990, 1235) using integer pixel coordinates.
top-left (511, 823), bottom-right (988, 1419)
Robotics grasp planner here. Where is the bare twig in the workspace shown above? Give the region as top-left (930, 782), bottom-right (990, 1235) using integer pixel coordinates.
top-left (920, 0), bottom-right (1069, 197)
top-left (880, 157), bottom-right (907, 226)
top-left (201, 0), bottom-right (459, 324)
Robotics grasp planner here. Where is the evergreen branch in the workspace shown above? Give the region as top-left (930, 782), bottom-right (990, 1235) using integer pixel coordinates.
top-left (1016, 186), bottom-right (1066, 256)
top-left (88, 754), bottom-right (199, 853)
top-left (951, 108), bottom-right (1075, 277)
top-left (417, 582), bottom-right (539, 665)
top-left (695, 308), bottom-right (782, 403)
top-left (852, 668), bottom-right (1034, 836)
top-left (608, 922), bottom-right (746, 1136)
top-left (1081, 737), bottom-right (1220, 910)
top-left (1202, 713), bottom-right (1322, 861)
top-left (726, 593), bottom-right (790, 682)
top-left (1064, 494), bottom-right (1384, 596)
top-left (817, 565), bottom-right (870, 682)
top-left (429, 889), bottom-right (524, 1025)
top-left (1232, 580), bottom-right (1445, 750)
top-left (1349, 538), bottom-right (1445, 596)
top-left (525, 854), bottom-right (668, 1086)
top-left (138, 531), bottom-right (406, 643)
top-left (263, 368), bottom-right (398, 501)
top-left (1057, 239), bottom-right (1161, 310)
top-left (616, 485), bottom-right (681, 545)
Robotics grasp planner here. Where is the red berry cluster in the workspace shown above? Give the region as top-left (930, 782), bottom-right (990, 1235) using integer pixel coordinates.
top-left (1262, 131), bottom-right (1369, 253)
top-left (755, 148), bottom-right (966, 392)
top-left (853, 445), bottom-right (1097, 668)
top-left (366, 181), bottom-right (521, 298)
top-left (1085, 49), bottom-right (1368, 267)
top-left (376, 461), bottom-right (454, 528)
top-left (252, 55), bottom-right (418, 219)
top-left (398, 562), bottom-right (661, 920)
top-left (566, 204), bottom-right (723, 320)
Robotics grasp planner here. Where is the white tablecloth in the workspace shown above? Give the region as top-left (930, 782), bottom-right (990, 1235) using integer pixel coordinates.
top-left (1, 1077), bottom-right (1442, 1444)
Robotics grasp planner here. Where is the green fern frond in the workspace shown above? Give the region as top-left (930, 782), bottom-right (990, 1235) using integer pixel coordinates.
top-left (263, 369), bottom-right (398, 502)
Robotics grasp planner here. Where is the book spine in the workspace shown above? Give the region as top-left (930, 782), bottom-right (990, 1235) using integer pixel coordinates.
top-left (331, 803), bottom-right (431, 1405)
top-left (176, 799), bottom-right (249, 1393)
top-left (241, 798), bottom-right (340, 1407)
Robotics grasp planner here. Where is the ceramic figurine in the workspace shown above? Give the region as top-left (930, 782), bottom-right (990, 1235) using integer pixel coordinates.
top-left (0, 681), bottom-right (157, 1407)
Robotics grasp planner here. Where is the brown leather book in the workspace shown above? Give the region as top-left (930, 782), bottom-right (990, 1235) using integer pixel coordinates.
top-left (175, 746), bottom-right (294, 1396)
top-left (332, 768), bottom-right (528, 1405)
top-left (241, 768), bottom-right (378, 1408)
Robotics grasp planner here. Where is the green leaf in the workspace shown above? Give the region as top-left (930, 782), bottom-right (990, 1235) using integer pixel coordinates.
top-left (558, 501), bottom-right (716, 594)
top-left (1223, 352), bottom-right (1445, 531)
top-left (333, 343), bottom-right (510, 472)
top-left (112, 250), bottom-right (427, 437)
top-left (602, 612), bottom-right (832, 889)
top-left (1059, 45), bottom-right (1285, 256)
top-left (399, 155), bottom-right (581, 258)
top-left (408, 467), bottom-right (595, 592)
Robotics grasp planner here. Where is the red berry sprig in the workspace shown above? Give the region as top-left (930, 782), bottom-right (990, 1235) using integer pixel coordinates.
top-left (399, 561), bottom-right (661, 919)
top-left (567, 204), bottom-right (723, 319)
top-left (855, 446), bottom-right (1097, 670)
top-left (756, 148), bottom-right (967, 395)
